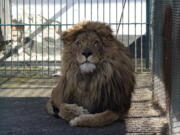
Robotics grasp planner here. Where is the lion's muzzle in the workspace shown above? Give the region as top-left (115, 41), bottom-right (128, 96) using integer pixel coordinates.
top-left (82, 49), bottom-right (93, 58)
top-left (80, 62), bottom-right (96, 73)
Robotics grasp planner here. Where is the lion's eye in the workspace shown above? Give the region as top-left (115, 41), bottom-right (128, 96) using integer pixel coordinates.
top-left (94, 41), bottom-right (99, 47)
top-left (75, 40), bottom-right (81, 46)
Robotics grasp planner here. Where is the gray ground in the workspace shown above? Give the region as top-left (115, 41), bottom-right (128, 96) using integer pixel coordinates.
top-left (0, 76), bottom-right (125, 135)
top-left (0, 97), bottom-right (125, 135)
top-left (0, 73), bottom-right (168, 135)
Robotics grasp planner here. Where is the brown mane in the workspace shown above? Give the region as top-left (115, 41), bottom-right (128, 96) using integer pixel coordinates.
top-left (52, 21), bottom-right (135, 118)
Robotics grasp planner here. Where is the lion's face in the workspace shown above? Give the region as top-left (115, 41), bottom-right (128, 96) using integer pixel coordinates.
top-left (66, 31), bottom-right (104, 73)
top-left (75, 31), bottom-right (103, 73)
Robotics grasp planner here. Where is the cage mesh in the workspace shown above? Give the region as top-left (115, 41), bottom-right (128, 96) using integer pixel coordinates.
top-left (170, 0), bottom-right (180, 134)
top-left (152, 0), bottom-right (171, 112)
top-left (153, 0), bottom-right (180, 134)
top-left (0, 0), bottom-right (150, 77)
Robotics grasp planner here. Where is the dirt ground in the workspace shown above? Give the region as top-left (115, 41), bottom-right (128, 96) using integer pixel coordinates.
top-left (0, 73), bottom-right (168, 135)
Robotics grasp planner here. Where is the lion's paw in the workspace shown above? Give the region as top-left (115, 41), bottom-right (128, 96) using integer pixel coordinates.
top-left (69, 117), bottom-right (80, 126)
top-left (77, 106), bottom-right (89, 115)
top-left (63, 103), bottom-right (89, 115)
top-left (59, 103), bottom-right (89, 121)
top-left (69, 114), bottom-right (92, 127)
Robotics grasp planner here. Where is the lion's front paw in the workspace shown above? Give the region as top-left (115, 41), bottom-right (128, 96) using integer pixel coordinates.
top-left (69, 115), bottom-right (85, 126)
top-left (69, 117), bottom-right (80, 126)
top-left (58, 103), bottom-right (89, 121)
top-left (69, 114), bottom-right (92, 127)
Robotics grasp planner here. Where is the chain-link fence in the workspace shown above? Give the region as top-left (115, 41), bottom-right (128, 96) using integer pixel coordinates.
top-left (170, 0), bottom-right (180, 134)
top-left (153, 0), bottom-right (180, 134)
top-left (152, 0), bottom-right (171, 114)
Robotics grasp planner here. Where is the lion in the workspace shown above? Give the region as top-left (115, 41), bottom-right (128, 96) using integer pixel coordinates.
top-left (46, 21), bottom-right (135, 127)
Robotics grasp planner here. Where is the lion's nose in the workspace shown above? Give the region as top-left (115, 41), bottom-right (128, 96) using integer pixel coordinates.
top-left (82, 49), bottom-right (93, 58)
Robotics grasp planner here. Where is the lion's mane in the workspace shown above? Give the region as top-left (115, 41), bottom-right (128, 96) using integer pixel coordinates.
top-left (53, 21), bottom-right (135, 117)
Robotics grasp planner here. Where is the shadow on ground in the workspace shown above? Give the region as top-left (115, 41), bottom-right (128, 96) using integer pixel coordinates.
top-left (0, 97), bottom-right (126, 135)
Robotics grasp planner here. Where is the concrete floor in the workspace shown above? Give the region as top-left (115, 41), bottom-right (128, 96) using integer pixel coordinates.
top-left (126, 73), bottom-right (168, 135)
top-left (0, 73), bottom-right (168, 135)
top-left (0, 97), bottom-right (126, 135)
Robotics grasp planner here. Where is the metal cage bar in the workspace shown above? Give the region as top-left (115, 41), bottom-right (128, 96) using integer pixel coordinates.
top-left (0, 0), bottom-right (151, 77)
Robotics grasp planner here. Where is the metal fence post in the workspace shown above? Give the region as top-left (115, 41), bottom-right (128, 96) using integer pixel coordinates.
top-left (145, 0), bottom-right (152, 70)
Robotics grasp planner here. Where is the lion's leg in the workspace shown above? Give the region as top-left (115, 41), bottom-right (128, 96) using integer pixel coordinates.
top-left (46, 100), bottom-right (89, 121)
top-left (46, 99), bottom-right (55, 115)
top-left (70, 110), bottom-right (119, 127)
top-left (58, 103), bottom-right (89, 121)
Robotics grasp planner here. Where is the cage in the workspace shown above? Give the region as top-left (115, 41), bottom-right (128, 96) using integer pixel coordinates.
top-left (0, 0), bottom-right (150, 77)
top-left (0, 0), bottom-right (179, 134)
top-left (153, 0), bottom-right (180, 134)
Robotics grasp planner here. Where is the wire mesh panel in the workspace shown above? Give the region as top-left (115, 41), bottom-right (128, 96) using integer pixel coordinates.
top-left (0, 0), bottom-right (150, 77)
top-left (153, 0), bottom-right (180, 134)
top-left (170, 0), bottom-right (180, 134)
top-left (152, 0), bottom-right (171, 113)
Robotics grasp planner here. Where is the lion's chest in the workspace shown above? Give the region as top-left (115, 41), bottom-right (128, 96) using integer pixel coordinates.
top-left (73, 86), bottom-right (97, 113)
top-left (65, 74), bottom-right (109, 113)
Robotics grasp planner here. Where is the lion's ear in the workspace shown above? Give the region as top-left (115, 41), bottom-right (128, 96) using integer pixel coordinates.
top-left (95, 24), bottom-right (113, 39)
top-left (97, 28), bottom-right (114, 42)
top-left (106, 34), bottom-right (114, 41)
top-left (61, 28), bottom-right (82, 44)
top-left (61, 31), bottom-right (70, 41)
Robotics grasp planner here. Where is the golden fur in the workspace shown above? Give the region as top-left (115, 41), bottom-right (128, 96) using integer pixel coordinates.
top-left (46, 21), bottom-right (135, 127)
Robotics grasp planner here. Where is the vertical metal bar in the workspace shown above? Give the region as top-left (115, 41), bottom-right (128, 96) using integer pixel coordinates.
top-left (60, 0), bottom-right (62, 55)
top-left (97, 0), bottom-right (99, 21)
top-left (78, 0), bottom-right (80, 22)
top-left (59, 0), bottom-right (62, 68)
top-left (66, 0), bottom-right (68, 29)
top-left (29, 0), bottom-right (32, 74)
top-left (122, 0), bottom-right (124, 43)
top-left (146, 0), bottom-right (151, 69)
top-left (103, 0), bottom-right (105, 22)
top-left (23, 0), bottom-right (25, 75)
top-left (54, 0), bottom-right (56, 73)
top-left (149, 0), bottom-right (152, 71)
top-left (0, 1), bottom-right (2, 76)
top-left (10, 0), bottom-right (13, 76)
top-left (3, 0), bottom-right (7, 75)
top-left (48, 0), bottom-right (50, 75)
top-left (134, 0), bottom-right (137, 72)
top-left (140, 0), bottom-right (143, 72)
top-left (84, 0), bottom-right (86, 20)
top-left (73, 0), bottom-right (75, 25)
top-left (17, 0), bottom-right (19, 72)
top-left (35, 0), bottom-right (38, 72)
top-left (109, 0), bottom-right (111, 24)
top-left (41, 0), bottom-right (44, 76)
top-left (116, 0), bottom-right (117, 35)
top-left (91, 0), bottom-right (92, 21)
top-left (128, 0), bottom-right (129, 46)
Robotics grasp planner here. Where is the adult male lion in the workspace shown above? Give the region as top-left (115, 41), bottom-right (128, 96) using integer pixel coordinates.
top-left (46, 21), bottom-right (135, 127)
